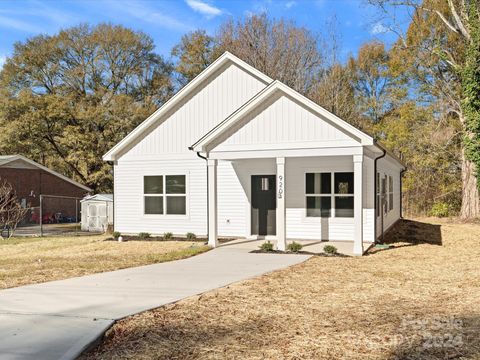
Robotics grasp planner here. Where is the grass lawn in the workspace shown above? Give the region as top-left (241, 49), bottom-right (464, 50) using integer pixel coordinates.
top-left (0, 235), bottom-right (209, 289)
top-left (82, 218), bottom-right (480, 360)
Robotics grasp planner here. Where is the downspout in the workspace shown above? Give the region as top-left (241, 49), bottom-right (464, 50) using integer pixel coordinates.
top-left (373, 140), bottom-right (386, 244)
top-left (107, 160), bottom-right (115, 232)
top-left (400, 168), bottom-right (407, 219)
top-left (194, 150), bottom-right (209, 239)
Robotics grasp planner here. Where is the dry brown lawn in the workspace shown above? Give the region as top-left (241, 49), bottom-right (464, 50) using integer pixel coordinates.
top-left (82, 218), bottom-right (480, 360)
top-left (0, 235), bottom-right (209, 289)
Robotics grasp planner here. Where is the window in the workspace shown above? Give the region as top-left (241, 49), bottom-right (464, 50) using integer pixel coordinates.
top-left (376, 173), bottom-right (380, 217)
top-left (144, 175), bottom-right (186, 215)
top-left (382, 175), bottom-right (387, 214)
top-left (305, 172), bottom-right (354, 218)
top-left (306, 173), bottom-right (331, 217)
top-left (388, 175), bottom-right (394, 211)
top-left (334, 173), bottom-right (354, 217)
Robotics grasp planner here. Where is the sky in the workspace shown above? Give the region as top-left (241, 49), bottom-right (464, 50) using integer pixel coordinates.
top-left (0, 0), bottom-right (409, 68)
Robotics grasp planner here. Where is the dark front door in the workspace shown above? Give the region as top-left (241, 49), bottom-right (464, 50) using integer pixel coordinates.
top-left (251, 175), bottom-right (276, 236)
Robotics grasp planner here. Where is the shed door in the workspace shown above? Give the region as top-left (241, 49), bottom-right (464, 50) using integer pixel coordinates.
top-left (87, 204), bottom-right (98, 230)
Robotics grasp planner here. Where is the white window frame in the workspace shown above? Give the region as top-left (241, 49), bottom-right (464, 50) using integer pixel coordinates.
top-left (305, 171), bottom-right (354, 219)
top-left (143, 174), bottom-right (188, 218)
top-left (376, 172), bottom-right (380, 217)
top-left (388, 175), bottom-right (394, 212)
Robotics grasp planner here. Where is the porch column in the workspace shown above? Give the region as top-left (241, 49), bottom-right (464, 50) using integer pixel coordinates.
top-left (276, 157), bottom-right (286, 251)
top-left (207, 159), bottom-right (218, 247)
top-left (353, 154), bottom-right (364, 255)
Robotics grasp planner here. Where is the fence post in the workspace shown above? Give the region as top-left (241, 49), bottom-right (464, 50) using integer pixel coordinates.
top-left (39, 194), bottom-right (43, 237)
top-left (75, 198), bottom-right (78, 236)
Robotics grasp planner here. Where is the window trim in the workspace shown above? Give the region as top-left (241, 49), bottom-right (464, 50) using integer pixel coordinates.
top-left (388, 175), bottom-right (394, 212)
top-left (305, 171), bottom-right (354, 219)
top-left (142, 173), bottom-right (188, 217)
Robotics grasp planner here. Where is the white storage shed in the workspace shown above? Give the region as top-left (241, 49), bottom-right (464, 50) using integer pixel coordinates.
top-left (81, 194), bottom-right (113, 232)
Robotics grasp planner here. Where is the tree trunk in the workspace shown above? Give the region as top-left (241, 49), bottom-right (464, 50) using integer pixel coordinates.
top-left (460, 148), bottom-right (480, 219)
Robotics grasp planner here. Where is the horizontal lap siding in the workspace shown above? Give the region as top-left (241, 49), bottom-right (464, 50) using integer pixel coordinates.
top-left (214, 156), bottom-right (376, 241)
top-left (114, 158), bottom-right (207, 236)
top-left (285, 156), bottom-right (355, 240)
top-left (376, 156), bottom-right (403, 236)
top-left (363, 156), bottom-right (375, 242)
top-left (217, 160), bottom-right (248, 236)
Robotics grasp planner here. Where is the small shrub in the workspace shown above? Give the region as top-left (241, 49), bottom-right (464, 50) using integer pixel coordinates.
top-left (163, 232), bottom-right (173, 240)
top-left (287, 241), bottom-right (303, 252)
top-left (138, 232), bottom-right (151, 239)
top-left (259, 241), bottom-right (274, 252)
top-left (112, 231), bottom-right (121, 240)
top-left (323, 244), bottom-right (337, 255)
top-left (186, 232), bottom-right (196, 240)
top-left (430, 202), bottom-right (450, 217)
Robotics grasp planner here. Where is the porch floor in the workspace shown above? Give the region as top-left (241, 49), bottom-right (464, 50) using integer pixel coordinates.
top-left (218, 238), bottom-right (373, 256)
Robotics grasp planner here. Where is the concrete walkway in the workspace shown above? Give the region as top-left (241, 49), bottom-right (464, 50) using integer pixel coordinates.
top-left (0, 247), bottom-right (311, 360)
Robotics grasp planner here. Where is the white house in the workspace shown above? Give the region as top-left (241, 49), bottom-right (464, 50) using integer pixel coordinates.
top-left (103, 52), bottom-right (405, 255)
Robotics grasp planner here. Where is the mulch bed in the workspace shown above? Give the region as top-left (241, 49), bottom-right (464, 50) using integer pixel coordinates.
top-left (250, 249), bottom-right (349, 257)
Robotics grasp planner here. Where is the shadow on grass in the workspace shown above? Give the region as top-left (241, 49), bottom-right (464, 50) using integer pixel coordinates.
top-left (369, 219), bottom-right (442, 254)
top-left (83, 316), bottom-right (275, 360)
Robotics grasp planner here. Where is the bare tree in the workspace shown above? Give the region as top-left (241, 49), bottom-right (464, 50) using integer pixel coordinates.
top-left (216, 13), bottom-right (324, 94)
top-left (0, 179), bottom-right (28, 239)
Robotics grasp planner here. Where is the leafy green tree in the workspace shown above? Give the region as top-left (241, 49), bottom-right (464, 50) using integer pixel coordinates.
top-left (370, 0), bottom-right (480, 218)
top-left (0, 23), bottom-right (174, 192)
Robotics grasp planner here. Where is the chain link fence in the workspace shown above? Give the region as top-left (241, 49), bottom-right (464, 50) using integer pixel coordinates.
top-left (15, 195), bottom-right (85, 237)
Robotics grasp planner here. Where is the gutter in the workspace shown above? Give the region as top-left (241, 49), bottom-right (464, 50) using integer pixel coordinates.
top-left (373, 140), bottom-right (387, 244)
top-left (107, 160), bottom-right (115, 233)
top-left (400, 168), bottom-right (407, 219)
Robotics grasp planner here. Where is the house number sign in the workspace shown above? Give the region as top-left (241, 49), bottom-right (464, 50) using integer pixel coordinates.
top-left (278, 175), bottom-right (283, 199)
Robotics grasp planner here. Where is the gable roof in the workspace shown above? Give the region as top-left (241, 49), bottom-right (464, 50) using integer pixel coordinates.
top-left (0, 155), bottom-right (92, 192)
top-left (81, 194), bottom-right (113, 202)
top-left (190, 80), bottom-right (375, 153)
top-left (103, 52), bottom-right (272, 161)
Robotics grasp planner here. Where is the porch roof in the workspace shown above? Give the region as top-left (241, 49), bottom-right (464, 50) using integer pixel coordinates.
top-left (190, 80), bottom-right (375, 153)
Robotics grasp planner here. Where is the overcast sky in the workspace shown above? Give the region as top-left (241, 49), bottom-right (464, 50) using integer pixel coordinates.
top-left (0, 0), bottom-right (409, 67)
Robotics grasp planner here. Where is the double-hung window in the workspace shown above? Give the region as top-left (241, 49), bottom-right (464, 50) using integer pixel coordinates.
top-left (144, 175), bottom-right (186, 215)
top-left (382, 175), bottom-right (387, 214)
top-left (306, 173), bottom-right (332, 217)
top-left (334, 173), bottom-right (354, 217)
top-left (376, 173), bottom-right (380, 217)
top-left (388, 175), bottom-right (394, 211)
top-left (305, 172), bottom-right (354, 218)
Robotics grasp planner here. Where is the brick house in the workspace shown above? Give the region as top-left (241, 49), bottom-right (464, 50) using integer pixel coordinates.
top-left (0, 155), bottom-right (92, 224)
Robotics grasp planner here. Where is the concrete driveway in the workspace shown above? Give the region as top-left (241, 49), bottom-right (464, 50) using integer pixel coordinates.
top-left (0, 247), bottom-right (311, 360)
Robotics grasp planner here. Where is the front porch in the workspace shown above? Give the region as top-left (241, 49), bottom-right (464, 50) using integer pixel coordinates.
top-left (205, 151), bottom-right (376, 256)
top-left (218, 238), bottom-right (374, 256)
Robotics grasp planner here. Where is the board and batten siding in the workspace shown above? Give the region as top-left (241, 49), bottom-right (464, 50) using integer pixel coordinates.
top-left (212, 93), bottom-right (359, 152)
top-left (114, 62), bottom-right (269, 236)
top-left (120, 63), bottom-right (268, 160)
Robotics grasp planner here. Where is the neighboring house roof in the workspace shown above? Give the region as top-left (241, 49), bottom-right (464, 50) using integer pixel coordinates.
top-left (103, 52), bottom-right (272, 161)
top-left (81, 194), bottom-right (113, 202)
top-left (190, 80), bottom-right (375, 153)
top-left (0, 155), bottom-right (92, 192)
